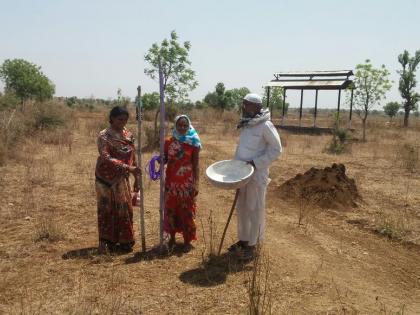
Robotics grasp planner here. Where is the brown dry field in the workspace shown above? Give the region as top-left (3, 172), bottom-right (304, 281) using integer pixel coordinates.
top-left (1, 108), bottom-right (419, 314)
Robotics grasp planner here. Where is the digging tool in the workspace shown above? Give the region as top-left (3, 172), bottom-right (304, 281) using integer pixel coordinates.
top-left (217, 188), bottom-right (240, 256)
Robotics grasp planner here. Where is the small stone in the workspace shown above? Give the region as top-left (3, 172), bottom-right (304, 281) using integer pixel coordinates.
top-left (363, 252), bottom-right (368, 255)
top-left (25, 216), bottom-right (31, 221)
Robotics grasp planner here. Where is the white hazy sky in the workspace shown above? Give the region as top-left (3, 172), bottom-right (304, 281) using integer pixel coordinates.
top-left (1, 0), bottom-right (419, 108)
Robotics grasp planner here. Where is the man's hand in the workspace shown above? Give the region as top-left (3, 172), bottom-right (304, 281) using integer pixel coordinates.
top-left (246, 160), bottom-right (256, 168)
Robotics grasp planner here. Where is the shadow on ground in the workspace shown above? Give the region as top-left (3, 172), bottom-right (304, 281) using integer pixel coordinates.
top-left (62, 247), bottom-right (99, 260)
top-left (179, 252), bottom-right (252, 287)
top-left (62, 246), bottom-right (133, 260)
top-left (124, 243), bottom-right (194, 264)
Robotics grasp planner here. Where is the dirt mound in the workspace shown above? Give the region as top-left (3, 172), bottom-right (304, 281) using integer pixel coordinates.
top-left (278, 163), bottom-right (360, 209)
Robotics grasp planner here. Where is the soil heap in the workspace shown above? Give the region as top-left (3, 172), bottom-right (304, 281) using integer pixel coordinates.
top-left (278, 163), bottom-right (360, 209)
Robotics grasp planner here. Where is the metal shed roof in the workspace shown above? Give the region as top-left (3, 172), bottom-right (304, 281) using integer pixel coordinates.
top-left (273, 70), bottom-right (353, 79)
top-left (266, 70), bottom-right (353, 90)
top-left (266, 79), bottom-right (352, 90)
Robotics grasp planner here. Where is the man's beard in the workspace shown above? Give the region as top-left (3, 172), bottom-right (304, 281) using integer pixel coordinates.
top-left (242, 108), bottom-right (262, 118)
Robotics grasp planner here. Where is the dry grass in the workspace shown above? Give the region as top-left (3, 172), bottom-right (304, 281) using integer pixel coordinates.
top-left (0, 109), bottom-right (420, 314)
top-left (33, 217), bottom-right (66, 243)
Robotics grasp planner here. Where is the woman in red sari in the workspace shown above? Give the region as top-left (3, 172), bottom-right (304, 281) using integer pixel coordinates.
top-left (95, 106), bottom-right (141, 253)
top-left (164, 115), bottom-right (201, 252)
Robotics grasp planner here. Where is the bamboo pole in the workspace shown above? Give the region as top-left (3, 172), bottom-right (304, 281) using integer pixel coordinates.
top-left (136, 86), bottom-right (146, 252)
top-left (158, 60), bottom-right (166, 246)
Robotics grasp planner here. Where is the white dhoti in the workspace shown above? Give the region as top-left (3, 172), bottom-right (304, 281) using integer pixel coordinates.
top-left (236, 177), bottom-right (268, 246)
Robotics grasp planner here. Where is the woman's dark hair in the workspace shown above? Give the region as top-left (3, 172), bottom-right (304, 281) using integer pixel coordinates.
top-left (109, 106), bottom-right (129, 123)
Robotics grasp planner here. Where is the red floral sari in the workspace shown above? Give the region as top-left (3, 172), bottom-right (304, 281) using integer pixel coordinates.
top-left (164, 137), bottom-right (199, 243)
top-left (95, 127), bottom-right (136, 245)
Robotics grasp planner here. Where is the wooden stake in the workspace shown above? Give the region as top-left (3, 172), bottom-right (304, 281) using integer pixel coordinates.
top-left (136, 86), bottom-right (146, 252)
top-left (158, 59), bottom-right (166, 246)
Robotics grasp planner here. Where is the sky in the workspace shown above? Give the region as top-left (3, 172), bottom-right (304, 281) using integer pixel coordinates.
top-left (1, 0), bottom-right (419, 108)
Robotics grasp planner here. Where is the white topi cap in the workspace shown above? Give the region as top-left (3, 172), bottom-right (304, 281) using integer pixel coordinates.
top-left (243, 93), bottom-right (262, 105)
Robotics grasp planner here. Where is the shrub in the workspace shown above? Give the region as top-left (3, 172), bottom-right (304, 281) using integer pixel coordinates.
top-left (325, 127), bottom-right (350, 154)
top-left (0, 92), bottom-right (20, 110)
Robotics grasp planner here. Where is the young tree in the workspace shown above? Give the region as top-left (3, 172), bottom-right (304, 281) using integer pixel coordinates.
top-left (383, 101), bottom-right (400, 122)
top-left (0, 59), bottom-right (55, 107)
top-left (397, 50), bottom-right (420, 127)
top-left (144, 30), bottom-right (198, 143)
top-left (144, 30), bottom-right (198, 104)
top-left (352, 60), bottom-right (392, 141)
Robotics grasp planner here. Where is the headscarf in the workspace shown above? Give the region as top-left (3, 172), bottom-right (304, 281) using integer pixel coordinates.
top-left (237, 108), bottom-right (271, 129)
top-left (172, 115), bottom-right (202, 148)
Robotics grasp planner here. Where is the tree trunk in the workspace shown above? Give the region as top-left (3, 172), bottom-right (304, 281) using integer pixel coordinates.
top-left (153, 108), bottom-right (160, 148)
top-left (362, 118), bottom-right (367, 142)
top-left (404, 108), bottom-right (410, 127)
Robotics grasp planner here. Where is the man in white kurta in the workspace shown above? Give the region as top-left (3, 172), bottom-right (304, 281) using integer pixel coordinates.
top-left (230, 93), bottom-right (282, 260)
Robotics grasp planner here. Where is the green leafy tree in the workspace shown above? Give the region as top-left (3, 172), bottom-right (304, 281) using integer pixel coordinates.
top-left (204, 82), bottom-right (236, 111)
top-left (262, 87), bottom-right (289, 113)
top-left (352, 60), bottom-right (392, 141)
top-left (397, 50), bottom-right (420, 127)
top-left (0, 59), bottom-right (55, 107)
top-left (144, 30), bottom-right (198, 103)
top-left (141, 92), bottom-right (160, 111)
top-left (383, 101), bottom-right (400, 121)
top-left (229, 87), bottom-right (250, 110)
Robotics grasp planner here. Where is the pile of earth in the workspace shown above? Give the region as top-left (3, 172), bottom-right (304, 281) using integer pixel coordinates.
top-left (278, 163), bottom-right (360, 209)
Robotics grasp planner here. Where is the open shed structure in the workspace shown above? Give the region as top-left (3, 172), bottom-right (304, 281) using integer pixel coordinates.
top-left (265, 70), bottom-right (354, 132)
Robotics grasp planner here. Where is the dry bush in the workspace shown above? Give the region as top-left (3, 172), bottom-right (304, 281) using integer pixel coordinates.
top-left (374, 210), bottom-right (411, 241)
top-left (69, 270), bottom-right (143, 315)
top-left (194, 125), bottom-right (207, 135)
top-left (39, 128), bottom-right (74, 152)
top-left (375, 297), bottom-right (406, 315)
top-left (84, 114), bottom-right (108, 138)
top-left (222, 110), bottom-right (238, 124)
top-left (26, 158), bottom-right (54, 186)
top-left (33, 217), bottom-right (65, 242)
top-left (0, 101), bottom-right (76, 165)
top-left (32, 101), bottom-right (75, 129)
top-left (397, 143), bottom-right (419, 173)
top-left (0, 109), bottom-right (29, 165)
top-left (144, 125), bottom-right (159, 150)
top-left (199, 209), bottom-right (218, 258)
top-left (142, 109), bottom-right (155, 122)
top-left (247, 246), bottom-right (273, 315)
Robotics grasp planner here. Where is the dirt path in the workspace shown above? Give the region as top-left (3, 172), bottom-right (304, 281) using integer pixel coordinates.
top-left (0, 114), bottom-right (419, 314)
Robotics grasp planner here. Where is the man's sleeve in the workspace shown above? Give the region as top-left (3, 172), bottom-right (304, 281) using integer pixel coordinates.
top-left (253, 121), bottom-right (282, 169)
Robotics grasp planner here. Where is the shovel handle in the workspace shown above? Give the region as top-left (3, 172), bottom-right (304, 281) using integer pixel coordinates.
top-left (217, 188), bottom-right (240, 256)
